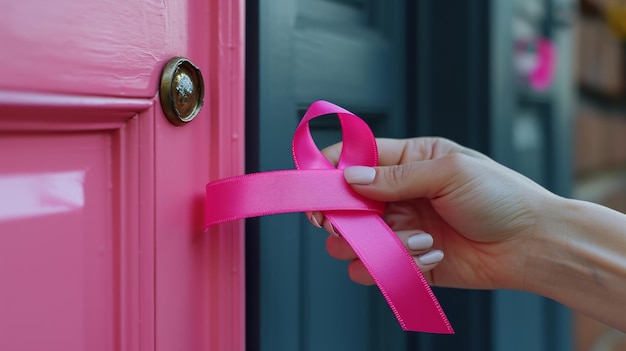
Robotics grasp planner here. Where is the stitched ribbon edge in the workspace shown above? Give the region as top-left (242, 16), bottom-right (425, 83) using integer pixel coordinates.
top-left (327, 212), bottom-right (453, 333)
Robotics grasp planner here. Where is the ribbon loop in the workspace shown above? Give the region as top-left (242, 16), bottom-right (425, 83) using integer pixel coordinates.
top-left (292, 100), bottom-right (378, 170)
top-left (205, 100), bottom-right (453, 334)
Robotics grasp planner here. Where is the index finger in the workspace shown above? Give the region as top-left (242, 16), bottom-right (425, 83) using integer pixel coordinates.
top-left (321, 137), bottom-right (474, 167)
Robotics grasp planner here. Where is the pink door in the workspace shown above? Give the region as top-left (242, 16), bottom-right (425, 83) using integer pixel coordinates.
top-left (0, 1), bottom-right (245, 350)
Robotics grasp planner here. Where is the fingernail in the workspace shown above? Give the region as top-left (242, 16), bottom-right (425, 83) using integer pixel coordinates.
top-left (308, 213), bottom-right (322, 228)
top-left (418, 250), bottom-right (444, 265)
top-left (323, 220), bottom-right (341, 237)
top-left (407, 234), bottom-right (433, 251)
top-left (344, 166), bottom-right (376, 185)
top-left (312, 212), bottom-right (324, 228)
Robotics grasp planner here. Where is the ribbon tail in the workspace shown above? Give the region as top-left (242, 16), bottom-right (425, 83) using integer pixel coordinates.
top-left (327, 211), bottom-right (454, 334)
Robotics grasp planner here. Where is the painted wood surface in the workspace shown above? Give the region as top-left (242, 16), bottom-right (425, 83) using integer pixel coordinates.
top-left (0, 0), bottom-right (245, 350)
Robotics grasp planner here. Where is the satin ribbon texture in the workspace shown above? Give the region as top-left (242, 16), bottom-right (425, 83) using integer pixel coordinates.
top-left (205, 100), bottom-right (453, 334)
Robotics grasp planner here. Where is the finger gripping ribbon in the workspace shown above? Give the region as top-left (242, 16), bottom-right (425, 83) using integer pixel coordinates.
top-left (205, 100), bottom-right (453, 334)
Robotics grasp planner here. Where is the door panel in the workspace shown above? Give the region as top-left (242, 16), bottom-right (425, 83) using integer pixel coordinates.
top-left (0, 0), bottom-right (245, 349)
top-left (0, 98), bottom-right (154, 351)
top-left (0, 133), bottom-right (115, 350)
top-left (294, 1), bottom-right (394, 109)
top-left (0, 0), bottom-right (186, 97)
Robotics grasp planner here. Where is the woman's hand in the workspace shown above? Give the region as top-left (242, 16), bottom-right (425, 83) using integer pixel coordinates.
top-left (309, 137), bottom-right (558, 291)
top-left (309, 137), bottom-right (626, 332)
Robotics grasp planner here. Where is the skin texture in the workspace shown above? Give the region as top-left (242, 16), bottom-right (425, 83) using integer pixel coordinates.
top-left (309, 137), bottom-right (626, 332)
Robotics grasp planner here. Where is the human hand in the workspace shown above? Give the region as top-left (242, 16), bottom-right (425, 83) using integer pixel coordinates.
top-left (308, 137), bottom-right (559, 291)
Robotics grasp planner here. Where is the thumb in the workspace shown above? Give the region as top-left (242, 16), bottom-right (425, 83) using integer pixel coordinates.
top-left (344, 155), bottom-right (466, 202)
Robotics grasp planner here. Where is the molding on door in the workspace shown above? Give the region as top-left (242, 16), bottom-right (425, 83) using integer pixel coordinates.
top-left (0, 90), bottom-right (156, 351)
top-left (0, 90), bottom-right (153, 131)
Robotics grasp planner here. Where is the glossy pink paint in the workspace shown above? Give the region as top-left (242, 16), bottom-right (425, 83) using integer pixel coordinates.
top-left (0, 0), bottom-right (245, 350)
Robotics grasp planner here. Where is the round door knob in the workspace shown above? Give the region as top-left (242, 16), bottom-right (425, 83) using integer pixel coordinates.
top-left (160, 57), bottom-right (205, 125)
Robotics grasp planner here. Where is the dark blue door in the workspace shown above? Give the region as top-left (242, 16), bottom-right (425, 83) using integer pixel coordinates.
top-left (246, 0), bottom-right (574, 350)
top-left (250, 1), bottom-right (409, 350)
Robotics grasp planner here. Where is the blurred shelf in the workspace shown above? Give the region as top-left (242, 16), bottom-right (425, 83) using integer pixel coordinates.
top-left (580, 0), bottom-right (604, 17)
top-left (573, 167), bottom-right (626, 206)
top-left (578, 84), bottom-right (626, 111)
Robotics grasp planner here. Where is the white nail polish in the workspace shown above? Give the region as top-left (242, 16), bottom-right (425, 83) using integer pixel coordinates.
top-left (418, 250), bottom-right (444, 265)
top-left (344, 166), bottom-right (376, 185)
top-left (407, 234), bottom-right (433, 251)
top-left (323, 220), bottom-right (341, 237)
top-left (309, 213), bottom-right (322, 228)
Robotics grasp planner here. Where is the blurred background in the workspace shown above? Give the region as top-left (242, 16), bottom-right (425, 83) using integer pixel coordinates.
top-left (245, 0), bottom-right (626, 350)
top-left (574, 1), bottom-right (626, 350)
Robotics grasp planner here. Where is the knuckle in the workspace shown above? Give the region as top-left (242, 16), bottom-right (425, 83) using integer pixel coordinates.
top-left (441, 152), bottom-right (473, 174)
top-left (384, 164), bottom-right (415, 189)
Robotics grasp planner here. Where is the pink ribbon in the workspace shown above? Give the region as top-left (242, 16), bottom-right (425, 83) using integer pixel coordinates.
top-left (205, 100), bottom-right (453, 334)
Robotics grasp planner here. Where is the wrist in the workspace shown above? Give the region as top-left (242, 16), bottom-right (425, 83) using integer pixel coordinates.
top-left (521, 195), bottom-right (584, 296)
top-left (521, 196), bottom-right (626, 330)
top-left (490, 192), bottom-right (569, 292)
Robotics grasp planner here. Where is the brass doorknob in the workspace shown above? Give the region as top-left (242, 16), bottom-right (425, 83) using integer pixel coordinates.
top-left (160, 57), bottom-right (205, 125)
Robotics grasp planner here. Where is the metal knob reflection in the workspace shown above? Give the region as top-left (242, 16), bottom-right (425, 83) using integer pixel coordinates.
top-left (159, 57), bottom-right (205, 125)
